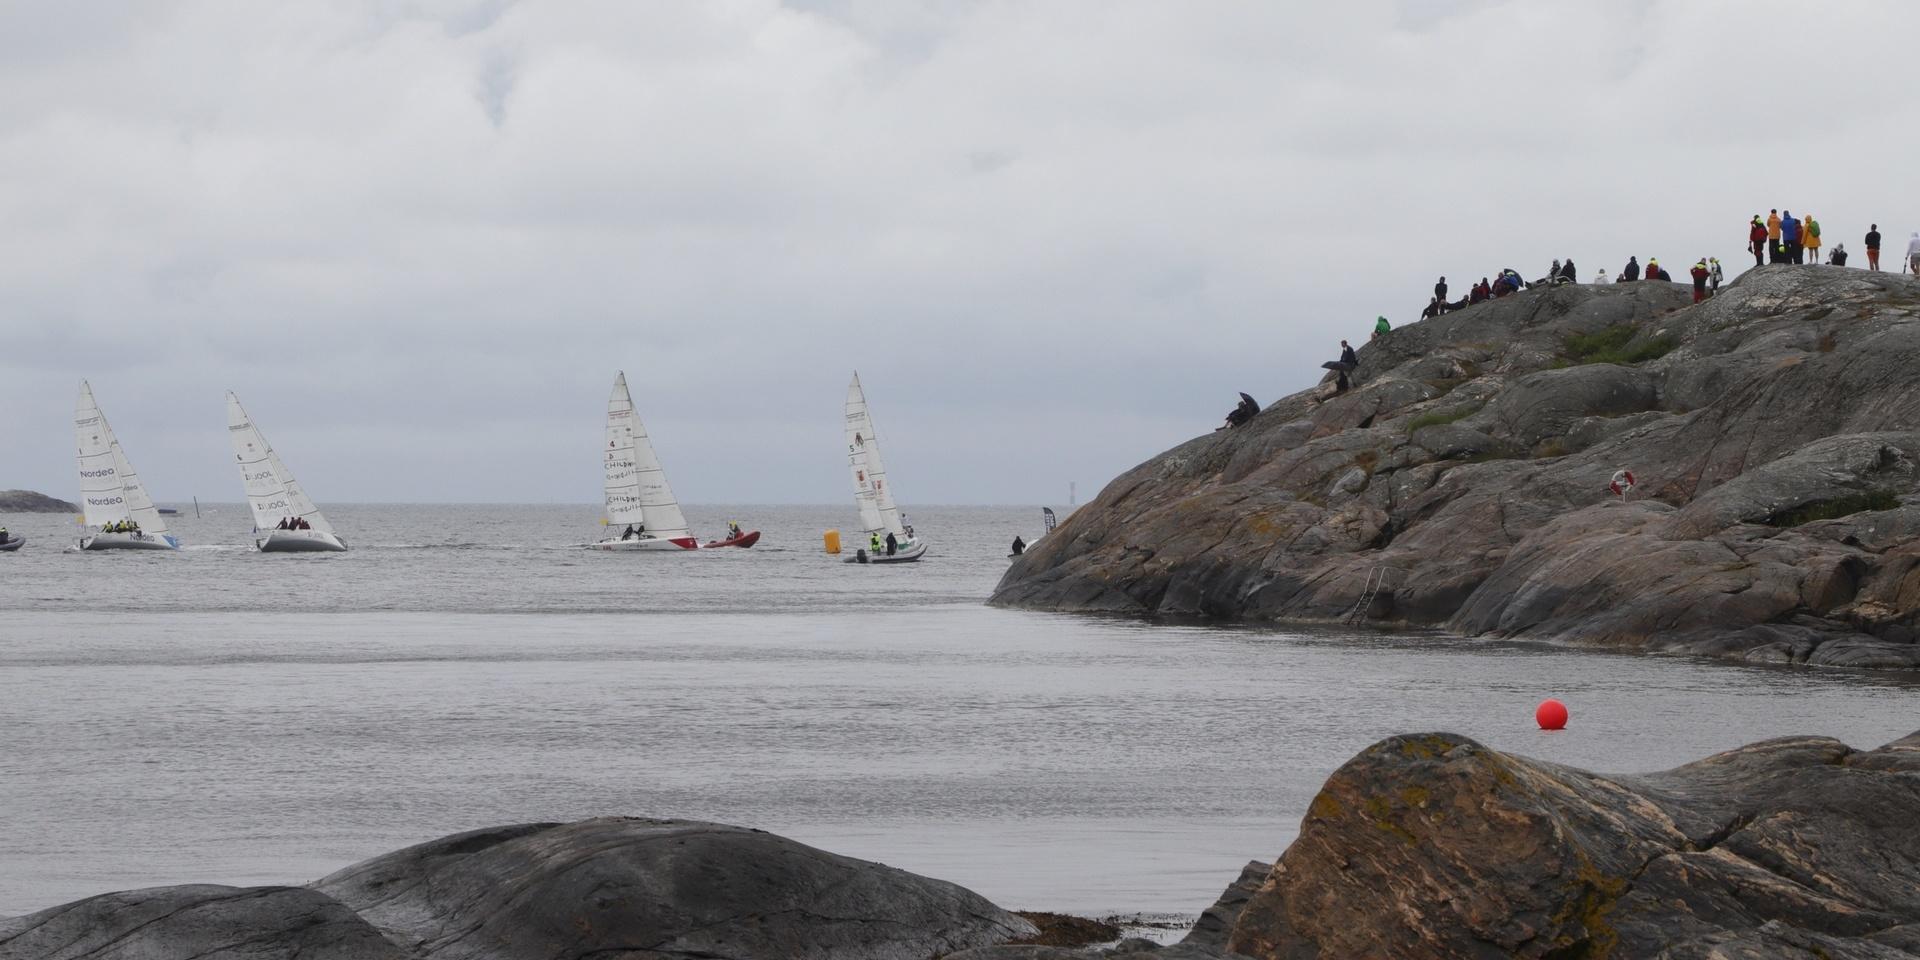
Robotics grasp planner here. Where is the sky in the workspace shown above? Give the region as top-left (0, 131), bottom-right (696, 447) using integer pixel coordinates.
top-left (2, 0), bottom-right (1917, 506)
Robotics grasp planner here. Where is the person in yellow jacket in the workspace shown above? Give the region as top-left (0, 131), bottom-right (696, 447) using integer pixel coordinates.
top-left (1804, 215), bottom-right (1822, 261)
top-left (1767, 209), bottom-right (1781, 244)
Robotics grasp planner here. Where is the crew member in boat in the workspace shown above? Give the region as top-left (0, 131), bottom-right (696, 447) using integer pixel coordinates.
top-left (869, 531), bottom-right (882, 554)
top-left (900, 513), bottom-right (914, 538)
top-left (0, 526), bottom-right (10, 545)
top-left (727, 521), bottom-right (742, 540)
top-left (885, 531), bottom-right (898, 556)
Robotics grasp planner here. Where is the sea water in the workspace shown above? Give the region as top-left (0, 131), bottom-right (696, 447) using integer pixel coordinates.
top-left (1, 504), bottom-right (1917, 918)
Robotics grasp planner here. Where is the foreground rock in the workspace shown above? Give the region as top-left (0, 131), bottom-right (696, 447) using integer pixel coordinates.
top-left (0, 884), bottom-right (405, 960)
top-left (0, 817), bottom-right (1034, 960)
top-left (1224, 728), bottom-right (1920, 959)
top-left (996, 267), bottom-right (1920, 669)
top-left (0, 489), bottom-right (77, 513)
top-left (312, 817), bottom-right (1035, 959)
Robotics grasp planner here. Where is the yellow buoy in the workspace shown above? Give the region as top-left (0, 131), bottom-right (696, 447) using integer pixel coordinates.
top-left (823, 529), bottom-right (841, 554)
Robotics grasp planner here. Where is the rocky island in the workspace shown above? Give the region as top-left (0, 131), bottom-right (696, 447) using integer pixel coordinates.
top-left (0, 490), bottom-right (77, 514)
top-left (996, 266), bottom-right (1920, 669)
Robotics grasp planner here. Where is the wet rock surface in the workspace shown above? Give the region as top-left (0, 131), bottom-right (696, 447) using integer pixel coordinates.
top-left (0, 818), bottom-right (1036, 960)
top-left (1222, 728), bottom-right (1920, 960)
top-left (996, 267), bottom-right (1920, 668)
top-left (0, 884), bottom-right (406, 960)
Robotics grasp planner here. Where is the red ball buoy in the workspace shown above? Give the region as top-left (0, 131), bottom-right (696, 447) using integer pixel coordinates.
top-left (1536, 698), bottom-right (1569, 731)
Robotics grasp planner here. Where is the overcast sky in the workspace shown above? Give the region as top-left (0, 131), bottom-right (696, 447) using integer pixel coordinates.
top-left (3, 1), bottom-right (1916, 506)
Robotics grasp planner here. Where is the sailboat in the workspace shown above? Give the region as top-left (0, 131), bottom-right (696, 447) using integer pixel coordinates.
top-left (75, 380), bottom-right (179, 551)
top-left (844, 372), bottom-right (926, 563)
top-left (590, 372), bottom-right (759, 551)
top-left (226, 392), bottom-right (347, 552)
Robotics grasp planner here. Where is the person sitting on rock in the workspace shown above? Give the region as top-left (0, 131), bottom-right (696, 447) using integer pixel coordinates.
top-left (1594, 269), bottom-right (1611, 284)
top-left (1373, 315), bottom-right (1391, 339)
top-left (1559, 258), bottom-right (1578, 284)
top-left (1223, 392), bottom-right (1260, 428)
top-left (1830, 243), bottom-right (1848, 267)
top-left (1011, 535), bottom-right (1025, 556)
top-left (1620, 256), bottom-right (1640, 282)
top-left (1421, 296), bottom-right (1442, 320)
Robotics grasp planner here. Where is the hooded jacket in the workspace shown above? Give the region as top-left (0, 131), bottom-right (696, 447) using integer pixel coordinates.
top-left (1781, 215), bottom-right (1801, 245)
top-left (1767, 212), bottom-right (1781, 240)
top-left (1805, 217), bottom-right (1822, 250)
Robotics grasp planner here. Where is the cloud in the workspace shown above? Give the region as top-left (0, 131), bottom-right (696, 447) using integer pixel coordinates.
top-left (1, 0), bottom-right (1916, 507)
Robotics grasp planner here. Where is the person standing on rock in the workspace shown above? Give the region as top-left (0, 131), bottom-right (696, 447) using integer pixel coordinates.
top-left (1340, 340), bottom-right (1358, 368)
top-left (1866, 225), bottom-right (1881, 271)
top-left (1768, 209), bottom-right (1781, 249)
top-left (1748, 215), bottom-right (1768, 268)
top-left (1434, 276), bottom-right (1448, 303)
top-left (1804, 215), bottom-right (1822, 263)
top-left (1709, 257), bottom-right (1724, 293)
top-left (1908, 232), bottom-right (1920, 275)
top-left (1690, 259), bottom-right (1710, 303)
top-left (1781, 211), bottom-right (1802, 264)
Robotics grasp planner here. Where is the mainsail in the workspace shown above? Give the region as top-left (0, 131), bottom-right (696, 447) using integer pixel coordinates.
top-left (603, 372), bottom-right (690, 539)
top-left (227, 392), bottom-right (335, 535)
top-left (845, 373), bottom-right (906, 538)
top-left (75, 381), bottom-right (169, 538)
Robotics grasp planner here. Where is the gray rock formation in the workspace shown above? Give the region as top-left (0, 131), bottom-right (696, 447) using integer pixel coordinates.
top-left (0, 884), bottom-right (406, 960)
top-left (0, 489), bottom-right (78, 513)
top-left (311, 817), bottom-right (1035, 960)
top-left (1182, 860), bottom-right (1270, 949)
top-left (950, 942), bottom-right (1248, 959)
top-left (1222, 727), bottom-right (1920, 959)
top-left (0, 818), bottom-right (1035, 960)
top-left (995, 267), bottom-right (1920, 668)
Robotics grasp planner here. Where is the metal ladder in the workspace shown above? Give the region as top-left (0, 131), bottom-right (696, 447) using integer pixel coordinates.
top-left (1344, 566), bottom-right (1391, 625)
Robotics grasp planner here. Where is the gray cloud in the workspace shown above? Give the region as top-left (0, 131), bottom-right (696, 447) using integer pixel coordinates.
top-left (2, 0), bottom-right (1917, 507)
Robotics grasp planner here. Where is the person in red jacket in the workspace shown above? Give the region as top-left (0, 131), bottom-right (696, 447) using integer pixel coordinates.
top-left (1690, 258), bottom-right (1710, 303)
top-left (1748, 215), bottom-right (1767, 268)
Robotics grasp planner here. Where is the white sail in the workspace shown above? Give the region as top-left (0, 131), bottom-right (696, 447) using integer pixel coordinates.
top-left (74, 381), bottom-right (169, 538)
top-left (603, 372), bottom-right (690, 538)
top-left (844, 373), bottom-right (906, 538)
top-left (75, 382), bottom-right (129, 528)
top-left (227, 392), bottom-right (336, 536)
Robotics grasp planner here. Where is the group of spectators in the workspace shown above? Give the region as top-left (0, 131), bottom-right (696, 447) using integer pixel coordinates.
top-left (1748, 212), bottom-right (1920, 273)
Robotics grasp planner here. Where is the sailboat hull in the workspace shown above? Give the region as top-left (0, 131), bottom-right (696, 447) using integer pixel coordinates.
top-left (80, 532), bottom-right (178, 551)
top-left (589, 536), bottom-right (699, 551)
top-left (256, 530), bottom-right (348, 552)
top-left (845, 539), bottom-right (928, 563)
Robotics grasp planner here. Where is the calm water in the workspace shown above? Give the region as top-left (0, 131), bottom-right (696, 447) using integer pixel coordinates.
top-left (2, 504), bottom-right (1918, 919)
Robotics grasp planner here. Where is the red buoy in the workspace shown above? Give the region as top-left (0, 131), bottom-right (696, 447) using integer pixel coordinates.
top-left (1536, 698), bottom-right (1569, 730)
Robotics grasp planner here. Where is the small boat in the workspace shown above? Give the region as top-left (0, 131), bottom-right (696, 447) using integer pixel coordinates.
top-left (156, 507), bottom-right (180, 515)
top-left (589, 372), bottom-right (758, 551)
top-left (75, 381), bottom-right (180, 551)
top-left (0, 537), bottom-right (24, 553)
top-left (227, 392), bottom-right (348, 552)
top-left (843, 373), bottom-right (926, 564)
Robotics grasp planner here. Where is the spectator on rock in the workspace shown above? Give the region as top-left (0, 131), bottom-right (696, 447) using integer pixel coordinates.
top-left (1866, 225), bottom-right (1881, 271)
top-left (1594, 269), bottom-right (1611, 284)
top-left (1804, 215), bottom-right (1822, 262)
top-left (1434, 276), bottom-right (1448, 302)
top-left (1781, 210), bottom-right (1802, 263)
top-left (1830, 243), bottom-right (1849, 267)
top-left (1768, 209), bottom-right (1781, 247)
top-left (1620, 256), bottom-right (1640, 282)
top-left (1373, 315), bottom-right (1391, 340)
top-left (1690, 259), bottom-right (1710, 303)
top-left (1907, 232), bottom-right (1920, 275)
top-left (1748, 215), bottom-right (1768, 268)
top-left (1560, 258), bottom-right (1578, 284)
top-left (1709, 258), bottom-right (1724, 294)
